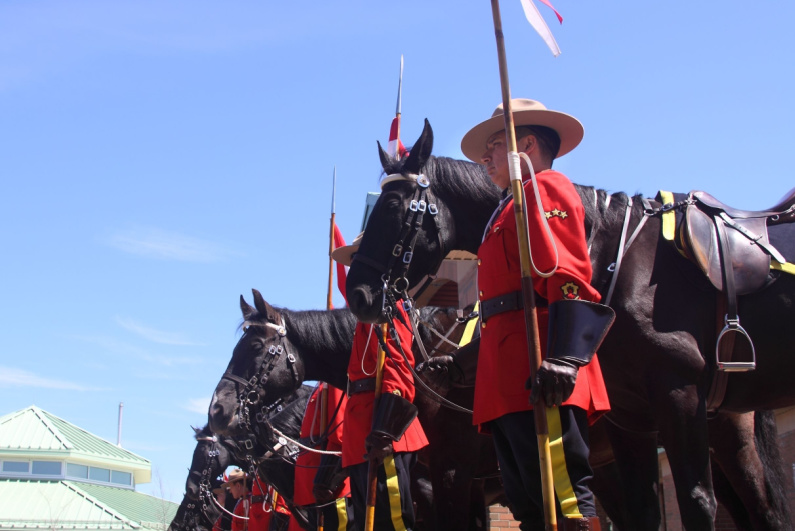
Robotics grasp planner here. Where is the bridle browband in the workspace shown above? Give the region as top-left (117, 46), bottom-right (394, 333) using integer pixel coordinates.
top-left (351, 172), bottom-right (447, 319)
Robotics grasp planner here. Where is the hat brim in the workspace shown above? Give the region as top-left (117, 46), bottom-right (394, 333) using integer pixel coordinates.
top-left (460, 108), bottom-right (583, 163)
top-left (331, 243), bottom-right (359, 267)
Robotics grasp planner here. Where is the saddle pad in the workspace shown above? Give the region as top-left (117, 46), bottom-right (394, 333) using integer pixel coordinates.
top-left (769, 222), bottom-right (795, 267)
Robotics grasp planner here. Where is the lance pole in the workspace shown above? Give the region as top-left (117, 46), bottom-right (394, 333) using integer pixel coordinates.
top-left (318, 167), bottom-right (338, 531)
top-left (396, 55), bottom-right (403, 134)
top-left (364, 323), bottom-right (388, 531)
top-left (490, 1), bottom-right (556, 528)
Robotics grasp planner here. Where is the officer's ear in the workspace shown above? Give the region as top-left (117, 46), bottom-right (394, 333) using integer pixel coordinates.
top-left (518, 134), bottom-right (535, 154)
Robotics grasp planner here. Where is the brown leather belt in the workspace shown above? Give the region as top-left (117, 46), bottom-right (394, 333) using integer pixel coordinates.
top-left (251, 495), bottom-right (266, 503)
top-left (480, 290), bottom-right (547, 323)
top-left (347, 377), bottom-right (376, 397)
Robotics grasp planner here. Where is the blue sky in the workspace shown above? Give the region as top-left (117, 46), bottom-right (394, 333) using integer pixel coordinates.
top-left (1, 1), bottom-right (793, 502)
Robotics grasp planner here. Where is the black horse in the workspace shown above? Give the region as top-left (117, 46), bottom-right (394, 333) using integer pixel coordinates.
top-left (343, 120), bottom-right (793, 530)
top-left (169, 424), bottom-right (237, 531)
top-left (209, 290), bottom-right (503, 530)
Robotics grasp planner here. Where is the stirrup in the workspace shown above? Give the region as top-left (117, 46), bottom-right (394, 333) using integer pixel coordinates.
top-left (716, 316), bottom-right (756, 372)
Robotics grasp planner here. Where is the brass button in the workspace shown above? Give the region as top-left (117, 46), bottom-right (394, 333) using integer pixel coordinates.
top-left (477, 259), bottom-right (482, 266)
top-left (479, 291), bottom-right (483, 297)
top-left (481, 321), bottom-right (487, 329)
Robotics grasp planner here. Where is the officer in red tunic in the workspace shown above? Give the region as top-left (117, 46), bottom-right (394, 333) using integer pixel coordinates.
top-left (332, 237), bottom-right (429, 531)
top-left (427, 99), bottom-right (613, 531)
top-left (288, 382), bottom-right (354, 530)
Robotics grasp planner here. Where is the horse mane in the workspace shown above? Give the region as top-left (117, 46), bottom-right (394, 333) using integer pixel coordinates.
top-left (577, 184), bottom-right (649, 237)
top-left (278, 307), bottom-right (356, 354)
top-left (381, 154), bottom-right (502, 207)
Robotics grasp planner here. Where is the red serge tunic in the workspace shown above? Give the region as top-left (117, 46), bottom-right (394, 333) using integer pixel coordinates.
top-left (342, 304), bottom-right (429, 467)
top-left (249, 480), bottom-right (290, 531)
top-left (473, 170), bottom-right (610, 430)
top-left (292, 383), bottom-right (351, 506)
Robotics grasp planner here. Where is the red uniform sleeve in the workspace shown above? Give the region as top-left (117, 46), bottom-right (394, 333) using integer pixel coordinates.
top-left (524, 172), bottom-right (601, 304)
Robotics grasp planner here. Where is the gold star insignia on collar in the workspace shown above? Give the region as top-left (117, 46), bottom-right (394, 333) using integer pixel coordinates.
top-left (544, 208), bottom-right (568, 219)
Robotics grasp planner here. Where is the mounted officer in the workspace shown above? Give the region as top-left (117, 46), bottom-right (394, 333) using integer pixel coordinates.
top-left (421, 98), bottom-right (614, 530)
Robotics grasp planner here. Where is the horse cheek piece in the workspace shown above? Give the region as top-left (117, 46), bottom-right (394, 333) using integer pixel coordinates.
top-left (529, 300), bottom-right (616, 407)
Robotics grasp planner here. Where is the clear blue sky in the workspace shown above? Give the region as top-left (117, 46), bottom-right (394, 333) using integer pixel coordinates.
top-left (1, 1), bottom-right (793, 502)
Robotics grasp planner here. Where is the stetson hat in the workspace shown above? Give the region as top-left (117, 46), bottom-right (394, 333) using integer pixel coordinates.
top-left (331, 232), bottom-right (363, 267)
top-left (460, 98), bottom-right (584, 163)
top-left (221, 468), bottom-right (246, 488)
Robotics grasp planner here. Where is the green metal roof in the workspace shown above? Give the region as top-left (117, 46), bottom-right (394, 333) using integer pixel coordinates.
top-left (0, 406), bottom-right (149, 464)
top-left (0, 479), bottom-right (177, 530)
top-left (0, 406), bottom-right (149, 466)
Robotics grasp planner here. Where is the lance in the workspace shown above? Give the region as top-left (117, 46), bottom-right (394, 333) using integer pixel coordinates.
top-left (364, 323), bottom-right (388, 531)
top-left (490, 0), bottom-right (557, 528)
top-left (395, 55), bottom-right (403, 142)
top-left (318, 167), bottom-right (338, 531)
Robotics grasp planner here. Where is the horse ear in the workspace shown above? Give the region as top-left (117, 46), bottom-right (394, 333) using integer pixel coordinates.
top-left (240, 294), bottom-right (256, 321)
top-left (403, 119), bottom-right (433, 175)
top-left (252, 288), bottom-right (279, 323)
top-left (377, 140), bottom-right (392, 170)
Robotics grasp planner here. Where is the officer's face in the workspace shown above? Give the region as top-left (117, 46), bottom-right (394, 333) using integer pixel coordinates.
top-left (481, 132), bottom-right (509, 189)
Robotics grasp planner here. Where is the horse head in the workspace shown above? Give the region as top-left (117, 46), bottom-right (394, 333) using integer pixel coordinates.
top-left (249, 384), bottom-right (314, 504)
top-left (347, 119), bottom-right (498, 323)
top-left (184, 424), bottom-right (232, 502)
top-left (208, 289), bottom-right (305, 436)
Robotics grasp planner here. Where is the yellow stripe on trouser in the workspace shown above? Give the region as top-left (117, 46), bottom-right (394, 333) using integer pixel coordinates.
top-left (383, 454), bottom-right (407, 531)
top-left (335, 497), bottom-right (347, 531)
top-left (547, 407), bottom-right (583, 518)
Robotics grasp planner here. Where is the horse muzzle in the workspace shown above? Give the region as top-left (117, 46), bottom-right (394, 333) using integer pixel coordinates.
top-left (348, 285), bottom-right (387, 324)
top-left (208, 384), bottom-right (242, 436)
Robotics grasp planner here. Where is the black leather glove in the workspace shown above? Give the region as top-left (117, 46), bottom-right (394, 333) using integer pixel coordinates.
top-left (312, 454), bottom-right (348, 504)
top-left (364, 432), bottom-right (394, 462)
top-left (416, 355), bottom-right (464, 394)
top-left (527, 358), bottom-right (579, 407)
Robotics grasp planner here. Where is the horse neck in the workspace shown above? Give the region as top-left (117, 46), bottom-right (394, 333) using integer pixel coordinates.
top-left (429, 156), bottom-right (501, 254)
top-left (281, 308), bottom-right (354, 391)
top-left (576, 184), bottom-right (644, 292)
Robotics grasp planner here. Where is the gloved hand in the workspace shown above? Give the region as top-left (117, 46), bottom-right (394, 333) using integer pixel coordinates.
top-left (363, 432), bottom-right (394, 462)
top-left (416, 355), bottom-right (464, 394)
top-left (527, 358), bottom-right (579, 407)
top-left (312, 454), bottom-right (347, 504)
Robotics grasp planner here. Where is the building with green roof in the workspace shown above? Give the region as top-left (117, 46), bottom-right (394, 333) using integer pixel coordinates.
top-left (0, 405), bottom-right (178, 530)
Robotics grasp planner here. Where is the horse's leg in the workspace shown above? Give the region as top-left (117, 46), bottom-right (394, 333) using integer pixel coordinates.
top-left (604, 421), bottom-right (662, 530)
top-left (709, 410), bottom-right (793, 530)
top-left (656, 382), bottom-right (717, 531)
top-left (587, 420), bottom-right (632, 529)
top-left (467, 480), bottom-right (488, 531)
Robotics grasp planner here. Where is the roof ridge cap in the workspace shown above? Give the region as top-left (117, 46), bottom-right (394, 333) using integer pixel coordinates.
top-left (33, 406), bottom-right (73, 449)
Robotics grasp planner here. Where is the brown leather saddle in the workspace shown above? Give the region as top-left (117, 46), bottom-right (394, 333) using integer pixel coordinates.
top-left (679, 188), bottom-right (795, 373)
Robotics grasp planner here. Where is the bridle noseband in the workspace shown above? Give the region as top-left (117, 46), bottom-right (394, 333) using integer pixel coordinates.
top-left (351, 172), bottom-right (446, 317)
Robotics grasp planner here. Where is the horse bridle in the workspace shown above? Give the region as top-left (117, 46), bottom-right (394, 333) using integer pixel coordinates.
top-left (181, 435), bottom-right (223, 531)
top-left (351, 172), bottom-right (447, 318)
top-left (221, 316), bottom-right (300, 439)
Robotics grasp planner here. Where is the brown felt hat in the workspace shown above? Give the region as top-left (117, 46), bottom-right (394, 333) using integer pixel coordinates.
top-left (331, 232), bottom-right (363, 267)
top-left (460, 98), bottom-right (584, 163)
top-left (221, 468), bottom-right (246, 488)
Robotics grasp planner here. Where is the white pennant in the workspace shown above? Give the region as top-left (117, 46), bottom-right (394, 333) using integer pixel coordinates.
top-left (520, 0), bottom-right (561, 57)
